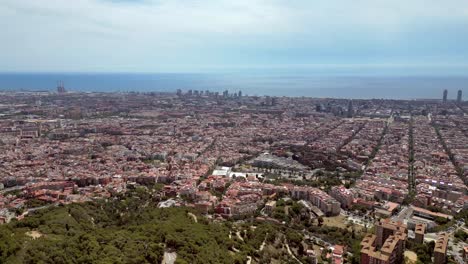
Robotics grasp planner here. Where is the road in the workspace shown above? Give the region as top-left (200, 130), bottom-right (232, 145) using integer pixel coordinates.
top-left (187, 212), bottom-right (198, 223)
top-left (425, 223), bottom-right (466, 264)
top-left (0, 185), bottom-right (24, 194)
top-left (447, 223), bottom-right (467, 264)
top-left (341, 210), bottom-right (373, 229)
top-left (285, 241), bottom-right (303, 264)
top-left (27, 204), bottom-right (56, 213)
top-left (17, 203), bottom-right (58, 220)
top-left (304, 233), bottom-right (332, 248)
top-left (392, 206), bottom-right (412, 222)
top-left (162, 251), bottom-right (177, 264)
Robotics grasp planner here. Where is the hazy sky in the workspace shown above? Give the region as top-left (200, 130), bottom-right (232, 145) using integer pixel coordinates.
top-left (1, 0), bottom-right (468, 74)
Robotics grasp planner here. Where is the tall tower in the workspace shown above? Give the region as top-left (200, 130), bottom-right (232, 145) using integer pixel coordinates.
top-left (434, 233), bottom-right (449, 264)
top-left (57, 81), bottom-right (66, 93)
top-left (457, 90), bottom-right (463, 103)
top-left (414, 223), bottom-right (425, 244)
top-left (347, 100), bottom-right (354, 118)
top-left (443, 89), bottom-right (448, 103)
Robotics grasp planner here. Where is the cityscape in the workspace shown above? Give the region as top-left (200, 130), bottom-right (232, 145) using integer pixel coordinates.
top-left (0, 86), bottom-right (466, 264)
top-left (1, 0), bottom-right (468, 263)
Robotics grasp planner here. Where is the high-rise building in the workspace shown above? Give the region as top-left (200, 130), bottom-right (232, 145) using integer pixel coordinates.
top-left (330, 185), bottom-right (354, 209)
top-left (176, 89), bottom-right (182, 96)
top-left (238, 91), bottom-right (242, 97)
top-left (457, 90), bottom-right (463, 103)
top-left (375, 219), bottom-right (407, 247)
top-left (414, 223), bottom-right (425, 244)
top-left (434, 233), bottom-right (449, 264)
top-left (360, 231), bottom-right (407, 264)
top-left (57, 81), bottom-right (66, 93)
top-left (443, 89), bottom-right (448, 103)
top-left (347, 100), bottom-right (354, 118)
top-left (360, 219), bottom-right (407, 264)
top-left (271, 97), bottom-right (278, 106)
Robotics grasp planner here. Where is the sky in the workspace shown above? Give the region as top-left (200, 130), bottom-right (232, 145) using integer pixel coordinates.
top-left (1, 0), bottom-right (468, 74)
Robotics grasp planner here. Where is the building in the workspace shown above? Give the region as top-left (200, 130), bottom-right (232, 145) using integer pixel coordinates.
top-left (443, 89), bottom-right (448, 103)
top-left (360, 219), bottom-right (407, 264)
top-left (457, 90), bottom-right (463, 103)
top-left (264, 200), bottom-right (276, 215)
top-left (57, 81), bottom-right (66, 93)
top-left (305, 249), bottom-right (317, 264)
top-left (330, 185), bottom-right (354, 209)
top-left (360, 232), bottom-right (407, 264)
top-left (374, 202), bottom-right (400, 218)
top-left (291, 186), bottom-right (341, 216)
top-left (332, 245), bottom-right (345, 264)
top-left (347, 100), bottom-right (354, 118)
top-left (411, 206), bottom-right (453, 221)
top-left (375, 219), bottom-right (407, 247)
top-left (414, 223), bottom-right (425, 244)
top-left (434, 233), bottom-right (449, 264)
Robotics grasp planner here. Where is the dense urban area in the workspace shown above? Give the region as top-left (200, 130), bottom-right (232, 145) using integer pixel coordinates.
top-left (0, 87), bottom-right (467, 264)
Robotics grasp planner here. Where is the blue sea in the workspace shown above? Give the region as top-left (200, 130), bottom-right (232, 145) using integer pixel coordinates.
top-left (0, 73), bottom-right (467, 100)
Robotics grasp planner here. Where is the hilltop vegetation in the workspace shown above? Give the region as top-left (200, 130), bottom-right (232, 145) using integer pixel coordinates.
top-left (0, 189), bottom-right (248, 264)
top-left (0, 187), bottom-right (368, 264)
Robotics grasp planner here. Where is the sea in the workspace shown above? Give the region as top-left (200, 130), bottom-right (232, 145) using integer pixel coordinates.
top-left (0, 73), bottom-right (467, 100)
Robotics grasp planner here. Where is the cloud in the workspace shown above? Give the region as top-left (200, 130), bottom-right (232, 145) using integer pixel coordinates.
top-left (0, 0), bottom-right (467, 72)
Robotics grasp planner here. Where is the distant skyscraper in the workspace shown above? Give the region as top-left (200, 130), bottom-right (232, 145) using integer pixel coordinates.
top-left (457, 90), bottom-right (463, 103)
top-left (238, 91), bottom-right (242, 97)
top-left (271, 97), bottom-right (278, 106)
top-left (347, 100), bottom-right (354, 118)
top-left (57, 81), bottom-right (66, 93)
top-left (176, 89), bottom-right (182, 96)
top-left (443, 89), bottom-right (448, 103)
top-left (316, 104), bottom-right (323, 112)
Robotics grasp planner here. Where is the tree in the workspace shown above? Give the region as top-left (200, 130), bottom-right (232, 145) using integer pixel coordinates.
top-left (454, 230), bottom-right (468, 241)
top-left (434, 216), bottom-right (449, 225)
top-left (317, 216), bottom-right (324, 226)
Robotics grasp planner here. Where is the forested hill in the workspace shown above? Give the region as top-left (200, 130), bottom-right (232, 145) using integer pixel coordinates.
top-left (0, 188), bottom-right (257, 264)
